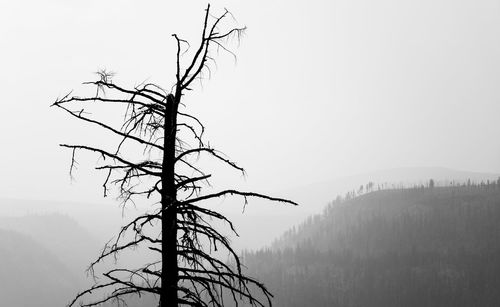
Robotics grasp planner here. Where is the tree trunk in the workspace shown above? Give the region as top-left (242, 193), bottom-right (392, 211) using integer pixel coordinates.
top-left (161, 94), bottom-right (178, 306)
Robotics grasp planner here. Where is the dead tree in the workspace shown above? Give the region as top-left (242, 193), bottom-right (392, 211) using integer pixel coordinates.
top-left (53, 5), bottom-right (297, 307)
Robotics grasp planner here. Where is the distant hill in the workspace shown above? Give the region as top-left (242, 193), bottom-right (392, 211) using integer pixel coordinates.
top-left (0, 214), bottom-right (101, 278)
top-left (244, 182), bottom-right (500, 307)
top-left (0, 229), bottom-right (81, 307)
top-left (0, 198), bottom-right (125, 242)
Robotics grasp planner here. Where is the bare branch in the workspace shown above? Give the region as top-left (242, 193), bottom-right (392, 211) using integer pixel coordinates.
top-left (185, 190), bottom-right (299, 207)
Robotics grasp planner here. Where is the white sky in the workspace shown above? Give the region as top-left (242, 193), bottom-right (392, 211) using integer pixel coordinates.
top-left (1, 0), bottom-right (500, 204)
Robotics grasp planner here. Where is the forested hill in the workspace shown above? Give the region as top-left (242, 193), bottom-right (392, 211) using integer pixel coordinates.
top-left (243, 182), bottom-right (500, 307)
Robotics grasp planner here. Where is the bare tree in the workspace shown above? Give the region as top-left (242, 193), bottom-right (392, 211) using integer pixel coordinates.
top-left (52, 4), bottom-right (297, 307)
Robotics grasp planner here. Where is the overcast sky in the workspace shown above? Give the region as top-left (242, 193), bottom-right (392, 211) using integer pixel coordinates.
top-left (1, 0), bottom-right (500, 204)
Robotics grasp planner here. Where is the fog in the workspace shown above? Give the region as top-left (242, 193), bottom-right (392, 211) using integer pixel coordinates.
top-left (1, 0), bottom-right (500, 306)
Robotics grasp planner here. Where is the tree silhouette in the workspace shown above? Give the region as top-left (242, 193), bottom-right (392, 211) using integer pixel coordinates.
top-left (53, 5), bottom-right (297, 307)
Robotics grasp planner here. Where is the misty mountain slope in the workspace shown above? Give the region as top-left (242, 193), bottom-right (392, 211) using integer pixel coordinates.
top-left (274, 184), bottom-right (500, 254)
top-left (0, 229), bottom-right (80, 307)
top-left (0, 214), bottom-right (101, 277)
top-left (0, 198), bottom-right (125, 242)
top-left (276, 167), bottom-right (500, 218)
top-left (226, 167), bottom-right (499, 250)
top-left (244, 183), bottom-right (500, 307)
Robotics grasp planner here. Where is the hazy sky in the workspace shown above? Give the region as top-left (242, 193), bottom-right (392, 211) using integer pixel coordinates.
top-left (1, 0), bottom-right (500, 203)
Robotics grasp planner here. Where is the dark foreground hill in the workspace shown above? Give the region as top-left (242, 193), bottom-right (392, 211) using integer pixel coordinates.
top-left (244, 183), bottom-right (500, 307)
